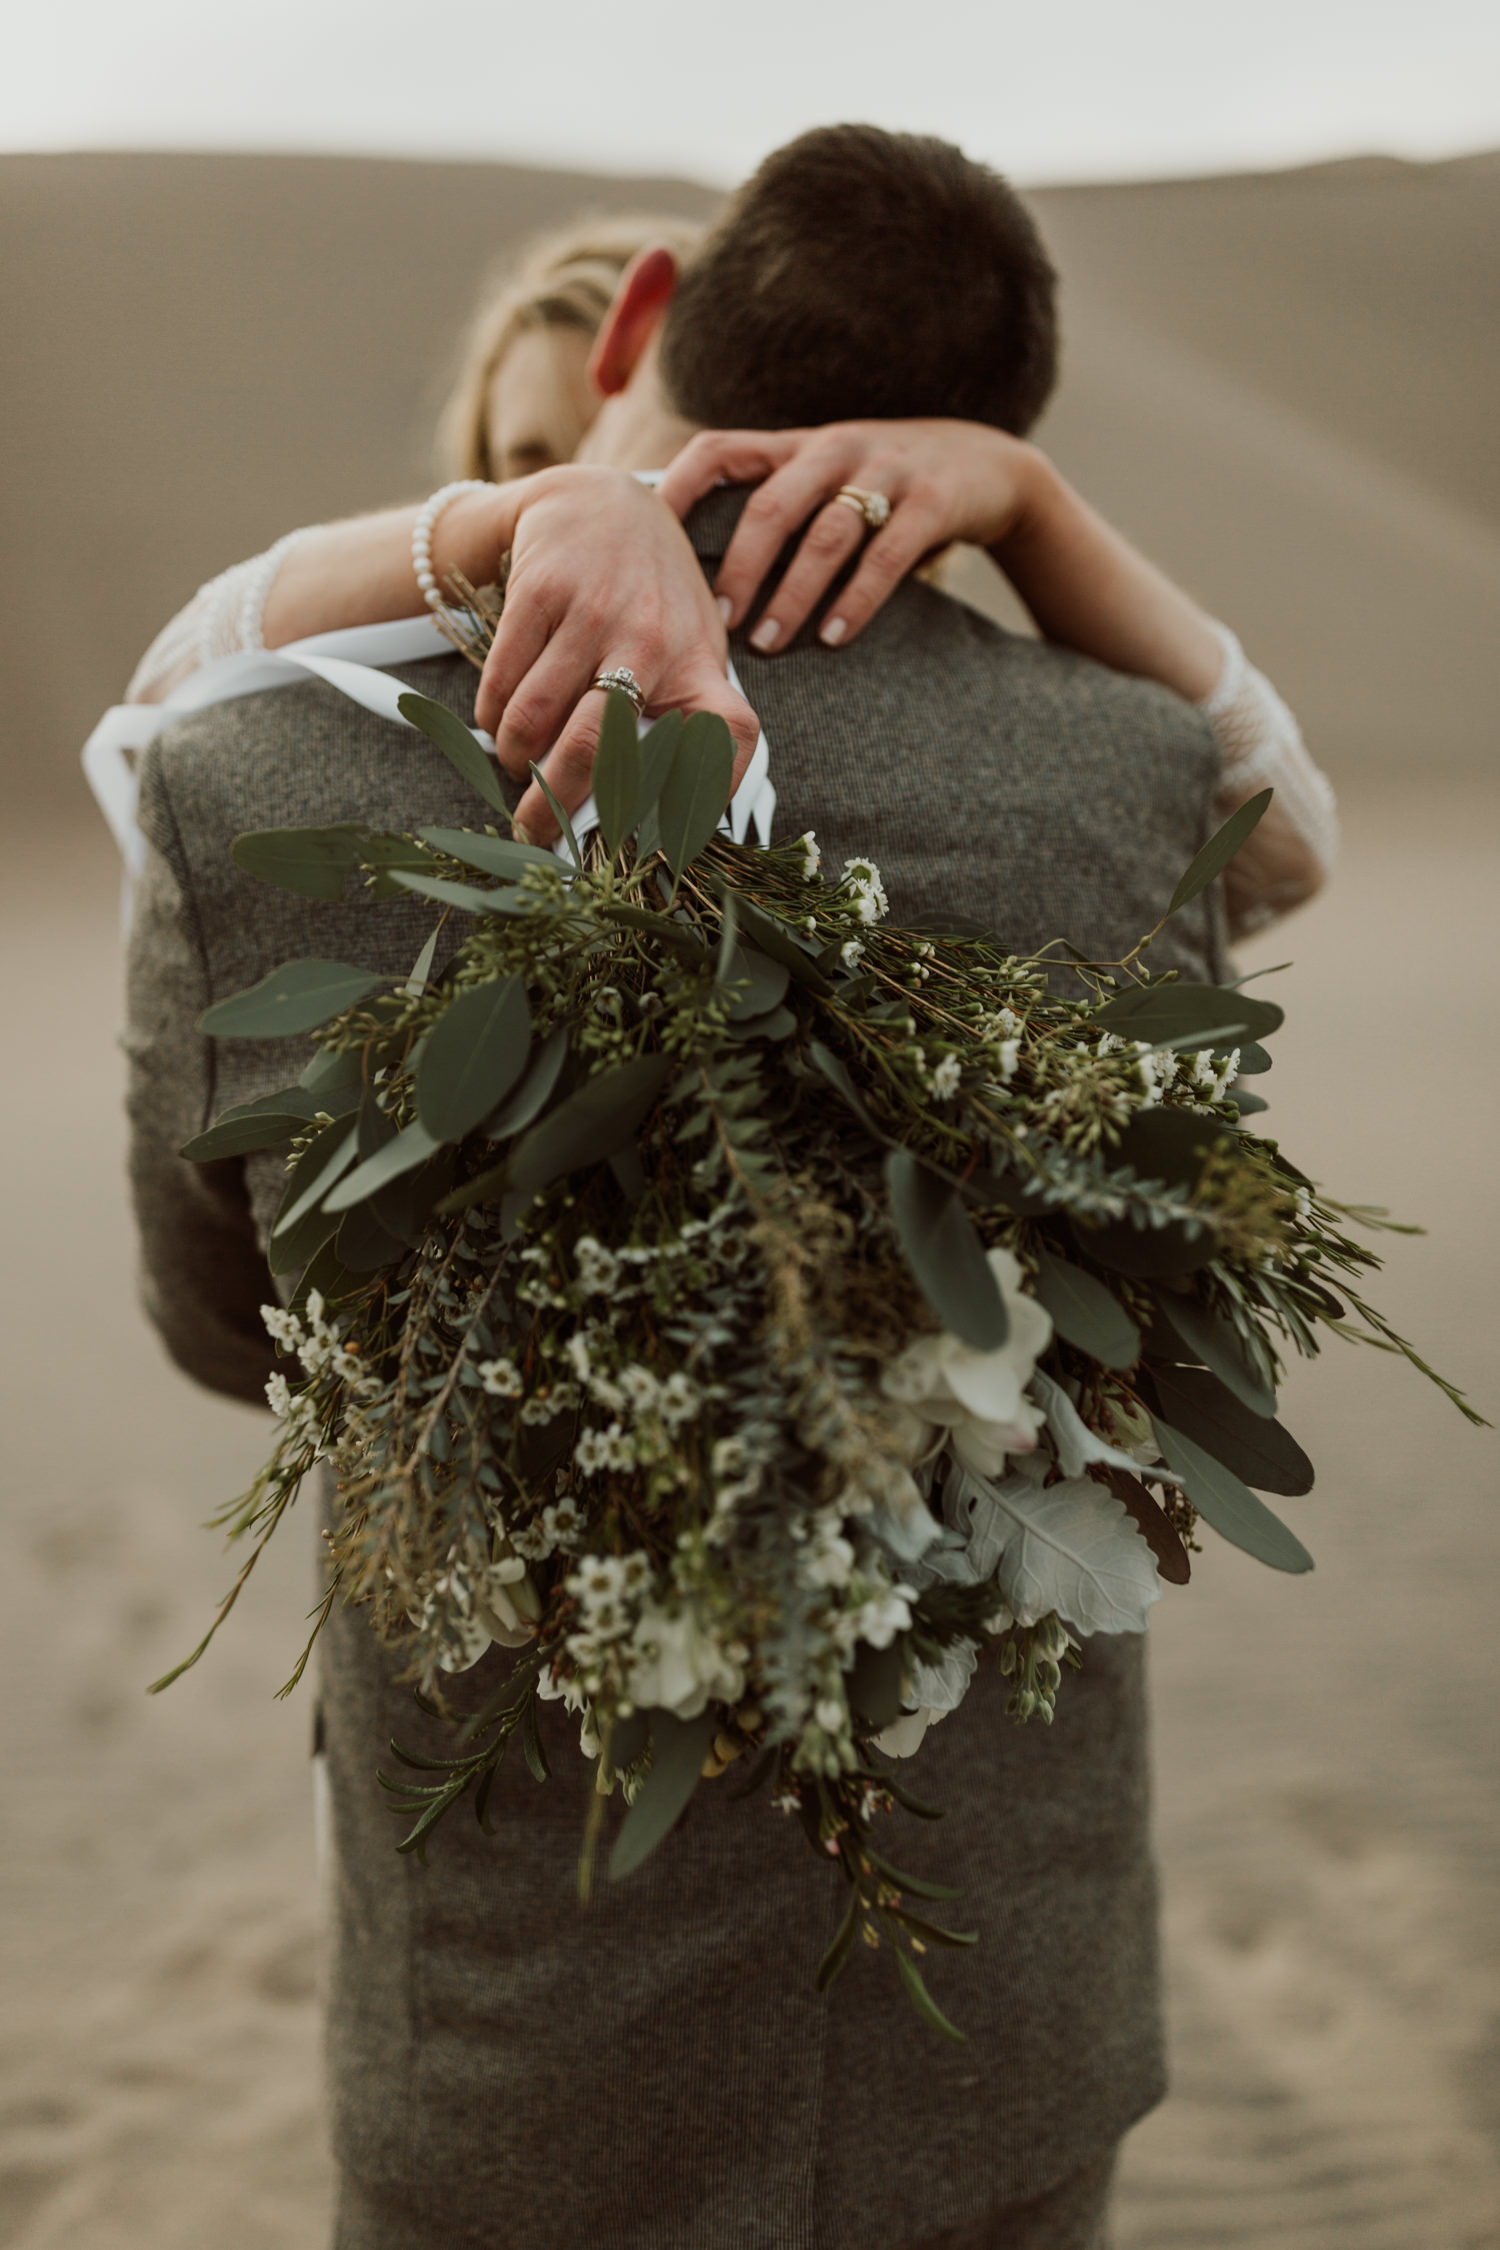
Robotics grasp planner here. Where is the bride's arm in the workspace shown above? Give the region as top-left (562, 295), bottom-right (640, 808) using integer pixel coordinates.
top-left (127, 496), bottom-right (515, 704)
top-left (659, 423), bottom-right (1337, 939)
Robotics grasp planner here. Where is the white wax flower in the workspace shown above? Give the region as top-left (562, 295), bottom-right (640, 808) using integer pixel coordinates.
top-left (881, 1248), bottom-right (1052, 1478)
top-left (626, 1603), bottom-right (746, 1720)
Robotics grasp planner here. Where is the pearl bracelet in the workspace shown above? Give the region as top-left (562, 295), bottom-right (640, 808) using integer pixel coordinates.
top-left (411, 479), bottom-right (492, 611)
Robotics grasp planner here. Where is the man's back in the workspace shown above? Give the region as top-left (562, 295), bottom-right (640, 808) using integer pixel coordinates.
top-left (127, 499), bottom-right (1222, 2250)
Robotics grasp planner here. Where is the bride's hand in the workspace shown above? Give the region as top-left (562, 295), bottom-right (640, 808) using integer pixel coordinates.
top-left (657, 420), bottom-right (1046, 652)
top-left (468, 467), bottom-right (760, 843)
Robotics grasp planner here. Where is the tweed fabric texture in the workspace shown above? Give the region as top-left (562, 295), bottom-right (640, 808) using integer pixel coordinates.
top-left (125, 491), bottom-right (1224, 2248)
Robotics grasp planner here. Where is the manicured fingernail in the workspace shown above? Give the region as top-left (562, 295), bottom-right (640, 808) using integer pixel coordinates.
top-left (717, 594), bottom-right (734, 623)
top-left (750, 617), bottom-right (780, 652)
top-left (820, 615), bottom-right (848, 647)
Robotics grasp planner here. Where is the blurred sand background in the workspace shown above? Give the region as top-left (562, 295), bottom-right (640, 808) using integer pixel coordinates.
top-left (1, 148), bottom-right (1497, 2247)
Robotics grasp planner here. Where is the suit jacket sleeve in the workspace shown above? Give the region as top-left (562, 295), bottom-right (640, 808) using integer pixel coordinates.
top-left (123, 801), bottom-right (279, 1408)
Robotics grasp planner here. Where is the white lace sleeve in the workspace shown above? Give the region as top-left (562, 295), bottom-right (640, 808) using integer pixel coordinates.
top-left (1198, 621), bottom-right (1339, 938)
top-left (124, 526), bottom-right (318, 703)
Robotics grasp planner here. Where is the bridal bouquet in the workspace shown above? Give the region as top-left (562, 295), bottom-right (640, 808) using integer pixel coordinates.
top-left (161, 687), bottom-right (1476, 2036)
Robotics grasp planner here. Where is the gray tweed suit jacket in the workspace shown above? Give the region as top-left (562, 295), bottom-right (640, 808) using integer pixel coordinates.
top-left (125, 489), bottom-right (1225, 2250)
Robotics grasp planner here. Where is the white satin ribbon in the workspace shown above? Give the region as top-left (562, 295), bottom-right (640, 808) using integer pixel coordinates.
top-left (81, 614), bottom-right (776, 915)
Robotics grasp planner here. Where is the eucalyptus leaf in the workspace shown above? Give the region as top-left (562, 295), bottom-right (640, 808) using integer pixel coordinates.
top-left (1230, 1088), bottom-right (1271, 1116)
top-left (487, 1024), bottom-right (570, 1140)
top-left (267, 1204), bottom-right (340, 1279)
top-left (732, 895), bottom-right (835, 994)
top-left (416, 827), bottom-right (560, 881)
top-left (637, 710), bottom-right (683, 826)
top-left (593, 688), bottom-right (643, 856)
top-left (1152, 1417), bottom-right (1313, 1573)
top-left (658, 710), bottom-right (735, 880)
top-left (336, 1199), bottom-right (408, 1274)
top-left (849, 1637), bottom-right (906, 1727)
top-left (417, 976), bottom-right (532, 1143)
top-left (285, 1233), bottom-right (363, 1321)
top-left (719, 942), bottom-right (789, 1023)
top-left (809, 1042), bottom-right (889, 1143)
top-left (527, 765), bottom-right (583, 871)
top-left (1030, 1249), bottom-right (1139, 1369)
top-left (1236, 1040), bottom-right (1273, 1075)
top-left (325, 1115), bottom-right (442, 1213)
top-left (1150, 1286), bottom-right (1276, 1416)
top-left (600, 904), bottom-right (712, 964)
top-left (231, 824), bottom-right (364, 902)
top-left (1092, 982), bottom-right (1284, 1046)
top-left (509, 1054), bottom-right (673, 1194)
top-left (265, 1124), bottom-right (347, 1275)
top-left (1166, 788), bottom-right (1274, 917)
top-left (725, 1003), bottom-right (798, 1044)
top-left (885, 1148), bottom-right (1009, 1350)
top-left (181, 1104), bottom-right (319, 1162)
top-left (397, 690), bottom-right (508, 815)
top-left (403, 927), bottom-right (440, 997)
top-left (370, 1150), bottom-right (455, 1248)
top-left (609, 1709), bottom-right (717, 1880)
top-left (1141, 1365), bottom-right (1313, 1496)
top-left (1117, 1106), bottom-right (1237, 1192)
top-left (386, 869), bottom-right (531, 917)
top-left (200, 960), bottom-right (384, 1040)
top-left (1067, 1209), bottom-right (1216, 1280)
top-left (300, 1046), bottom-right (367, 1097)
top-left (273, 1117), bottom-right (359, 1234)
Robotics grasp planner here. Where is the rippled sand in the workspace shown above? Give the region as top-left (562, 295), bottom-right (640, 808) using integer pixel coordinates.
top-left (2, 779), bottom-right (1495, 2248)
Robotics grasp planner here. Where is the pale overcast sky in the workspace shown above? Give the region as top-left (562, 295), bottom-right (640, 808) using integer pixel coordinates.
top-left (5, 0), bottom-right (1497, 186)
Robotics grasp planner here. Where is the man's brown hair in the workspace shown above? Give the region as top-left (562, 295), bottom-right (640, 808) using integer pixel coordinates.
top-left (659, 124), bottom-right (1058, 436)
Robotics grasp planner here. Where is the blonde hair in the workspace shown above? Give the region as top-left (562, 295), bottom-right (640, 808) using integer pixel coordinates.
top-left (435, 213), bottom-right (706, 481)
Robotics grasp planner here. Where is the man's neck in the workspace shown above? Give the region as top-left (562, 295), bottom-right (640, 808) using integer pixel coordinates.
top-left (575, 359), bottom-right (700, 475)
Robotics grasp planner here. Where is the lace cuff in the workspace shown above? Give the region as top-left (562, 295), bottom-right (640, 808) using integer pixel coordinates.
top-left (1198, 621), bottom-right (1340, 937)
top-left (125, 526), bottom-right (317, 703)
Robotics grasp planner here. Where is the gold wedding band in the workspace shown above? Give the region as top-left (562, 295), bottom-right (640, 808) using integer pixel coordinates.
top-left (833, 485), bottom-right (892, 531)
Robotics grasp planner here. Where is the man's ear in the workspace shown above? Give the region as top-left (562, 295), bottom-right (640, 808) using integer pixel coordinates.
top-left (587, 246), bottom-right (681, 397)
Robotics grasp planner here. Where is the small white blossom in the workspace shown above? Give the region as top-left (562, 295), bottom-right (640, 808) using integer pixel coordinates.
top-left (657, 1372), bottom-right (701, 1430)
top-left (814, 1697), bottom-right (846, 1734)
top-left (796, 831), bottom-right (821, 881)
top-left (799, 1511), bottom-right (856, 1590)
top-left (541, 1496), bottom-right (585, 1551)
top-left (261, 1304), bottom-right (302, 1350)
top-left (840, 937), bottom-right (865, 969)
top-left (928, 1053), bottom-right (962, 1102)
top-left (618, 1364), bottom-right (662, 1413)
top-left (840, 857), bottom-right (889, 921)
top-left (476, 1356), bottom-right (523, 1398)
top-left (574, 1236), bottom-right (621, 1297)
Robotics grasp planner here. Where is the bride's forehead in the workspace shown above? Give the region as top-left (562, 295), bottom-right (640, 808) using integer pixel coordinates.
top-left (486, 325), bottom-right (597, 468)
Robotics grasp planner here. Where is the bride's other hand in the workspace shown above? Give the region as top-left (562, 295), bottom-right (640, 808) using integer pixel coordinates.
top-left (658, 419), bottom-right (1042, 654)
top-left (470, 467), bottom-right (760, 844)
